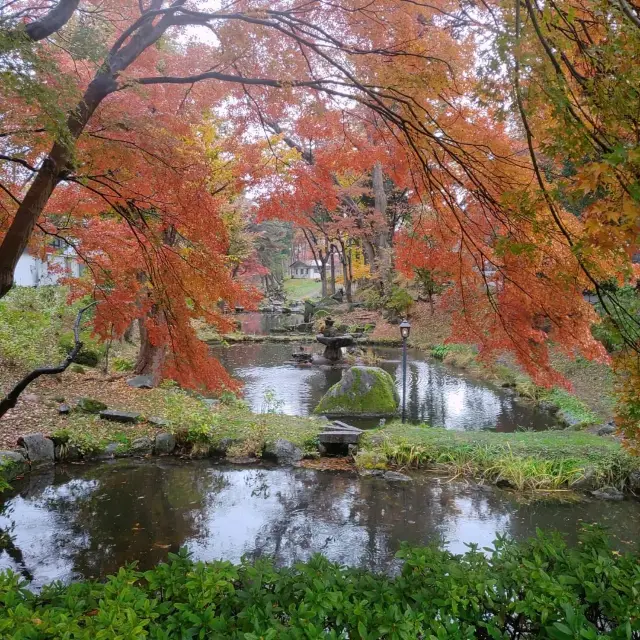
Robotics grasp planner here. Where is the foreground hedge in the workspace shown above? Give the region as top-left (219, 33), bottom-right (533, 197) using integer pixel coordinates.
top-left (1, 528), bottom-right (638, 639)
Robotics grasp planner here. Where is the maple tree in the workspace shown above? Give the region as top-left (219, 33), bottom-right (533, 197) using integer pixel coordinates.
top-left (0, 0), bottom-right (469, 391)
top-left (245, 0), bottom-right (638, 401)
top-left (1, 0), bottom-right (640, 450)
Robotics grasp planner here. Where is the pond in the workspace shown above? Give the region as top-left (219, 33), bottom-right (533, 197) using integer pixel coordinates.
top-left (1, 460), bottom-right (638, 589)
top-left (210, 342), bottom-right (558, 432)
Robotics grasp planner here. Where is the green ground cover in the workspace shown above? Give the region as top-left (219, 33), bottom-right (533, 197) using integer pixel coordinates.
top-left (358, 422), bottom-right (639, 491)
top-left (0, 527), bottom-right (637, 638)
top-left (283, 277), bottom-right (322, 301)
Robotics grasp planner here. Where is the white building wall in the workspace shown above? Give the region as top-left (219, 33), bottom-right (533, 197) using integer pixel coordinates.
top-left (14, 253), bottom-right (39, 287)
top-left (13, 249), bottom-right (82, 287)
top-left (291, 263), bottom-right (326, 279)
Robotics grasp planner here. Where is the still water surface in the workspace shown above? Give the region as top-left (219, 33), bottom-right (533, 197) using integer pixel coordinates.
top-left (210, 343), bottom-right (557, 431)
top-left (1, 460), bottom-right (638, 588)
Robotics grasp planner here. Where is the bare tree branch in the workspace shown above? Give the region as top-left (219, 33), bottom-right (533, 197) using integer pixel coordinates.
top-left (0, 301), bottom-right (97, 419)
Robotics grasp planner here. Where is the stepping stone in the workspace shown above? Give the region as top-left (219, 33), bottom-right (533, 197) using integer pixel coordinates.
top-left (100, 410), bottom-right (140, 423)
top-left (127, 375), bottom-right (154, 389)
top-left (318, 430), bottom-right (361, 445)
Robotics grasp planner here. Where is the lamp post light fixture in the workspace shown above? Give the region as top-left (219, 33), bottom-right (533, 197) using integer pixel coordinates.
top-left (399, 319), bottom-right (411, 423)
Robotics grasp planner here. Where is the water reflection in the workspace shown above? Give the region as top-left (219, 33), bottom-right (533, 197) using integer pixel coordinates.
top-left (1, 460), bottom-right (638, 588)
top-left (210, 343), bottom-right (557, 431)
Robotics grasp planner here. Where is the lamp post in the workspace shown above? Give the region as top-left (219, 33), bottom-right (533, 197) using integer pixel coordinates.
top-left (399, 319), bottom-right (411, 423)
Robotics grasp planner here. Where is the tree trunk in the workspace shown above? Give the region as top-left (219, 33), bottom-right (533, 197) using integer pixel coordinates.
top-left (0, 0), bottom-right (173, 298)
top-left (123, 320), bottom-right (136, 343)
top-left (372, 162), bottom-right (393, 293)
top-left (330, 249), bottom-right (336, 295)
top-left (0, 74), bottom-right (115, 298)
top-left (362, 238), bottom-right (377, 275)
top-left (134, 314), bottom-right (166, 385)
top-left (320, 266), bottom-right (328, 298)
top-left (342, 256), bottom-right (353, 303)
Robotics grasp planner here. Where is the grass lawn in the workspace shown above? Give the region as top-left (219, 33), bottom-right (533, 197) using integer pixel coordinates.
top-left (358, 422), bottom-right (639, 491)
top-left (283, 277), bottom-right (322, 301)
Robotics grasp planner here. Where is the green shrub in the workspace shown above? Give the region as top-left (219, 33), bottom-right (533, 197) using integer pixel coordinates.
top-left (67, 430), bottom-right (102, 456)
top-left (384, 287), bottom-right (414, 315)
top-left (354, 449), bottom-right (388, 469)
top-left (165, 391), bottom-right (218, 455)
top-left (58, 330), bottom-right (104, 366)
top-left (430, 343), bottom-right (450, 360)
top-left (112, 356), bottom-right (134, 371)
top-left (361, 287), bottom-right (383, 310)
top-left (219, 390), bottom-right (241, 406)
top-left (384, 286), bottom-right (414, 315)
top-left (0, 527), bottom-right (638, 638)
top-left (0, 286), bottom-right (69, 368)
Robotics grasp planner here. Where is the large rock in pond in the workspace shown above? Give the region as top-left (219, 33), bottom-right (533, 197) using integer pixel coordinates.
top-left (130, 436), bottom-right (154, 456)
top-left (17, 433), bottom-right (54, 465)
top-left (629, 470), bottom-right (640, 494)
top-left (263, 439), bottom-right (303, 465)
top-left (314, 366), bottom-right (399, 417)
top-left (154, 433), bottom-right (176, 455)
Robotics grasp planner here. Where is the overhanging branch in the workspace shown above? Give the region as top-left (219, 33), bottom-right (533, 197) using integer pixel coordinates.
top-left (133, 71), bottom-right (332, 88)
top-left (0, 301), bottom-right (98, 419)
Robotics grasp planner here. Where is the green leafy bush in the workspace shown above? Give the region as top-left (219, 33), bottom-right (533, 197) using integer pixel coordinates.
top-left (112, 356), bottom-right (134, 371)
top-left (591, 284), bottom-right (640, 353)
top-left (430, 343), bottom-right (450, 360)
top-left (0, 527), bottom-right (638, 638)
top-left (384, 286), bottom-right (414, 316)
top-left (0, 286), bottom-right (69, 368)
top-left (361, 286), bottom-right (383, 310)
top-left (57, 330), bottom-right (104, 367)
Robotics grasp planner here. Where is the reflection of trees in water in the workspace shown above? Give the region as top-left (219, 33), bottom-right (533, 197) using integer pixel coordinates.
top-left (0, 468), bottom-right (62, 580)
top-left (20, 461), bottom-right (228, 579)
top-left (0, 501), bottom-right (32, 581)
top-left (7, 463), bottom-right (637, 586)
top-left (244, 469), bottom-right (523, 572)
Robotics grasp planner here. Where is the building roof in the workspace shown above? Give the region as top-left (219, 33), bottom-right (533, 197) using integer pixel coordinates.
top-left (290, 260), bottom-right (318, 268)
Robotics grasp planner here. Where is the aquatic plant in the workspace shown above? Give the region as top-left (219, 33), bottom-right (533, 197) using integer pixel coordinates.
top-left (367, 424), bottom-right (640, 491)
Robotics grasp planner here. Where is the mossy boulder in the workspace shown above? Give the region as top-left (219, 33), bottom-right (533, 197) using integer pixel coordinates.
top-left (77, 397), bottom-right (108, 414)
top-left (314, 366), bottom-right (399, 417)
